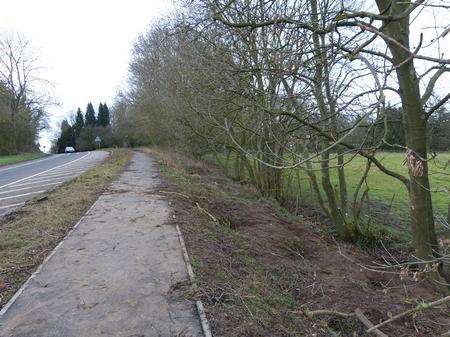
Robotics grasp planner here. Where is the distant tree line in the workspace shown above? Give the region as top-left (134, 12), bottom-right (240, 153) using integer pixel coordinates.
top-left (54, 102), bottom-right (111, 153)
top-left (348, 106), bottom-right (450, 152)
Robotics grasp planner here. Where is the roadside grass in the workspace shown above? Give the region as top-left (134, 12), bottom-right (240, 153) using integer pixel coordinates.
top-left (0, 148), bottom-right (131, 308)
top-left (146, 147), bottom-right (449, 337)
top-left (0, 152), bottom-right (47, 166)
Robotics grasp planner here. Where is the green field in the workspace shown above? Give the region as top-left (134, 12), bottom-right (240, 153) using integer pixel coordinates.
top-left (285, 152), bottom-right (450, 218)
top-left (216, 152), bottom-right (450, 220)
top-left (0, 152), bottom-right (47, 166)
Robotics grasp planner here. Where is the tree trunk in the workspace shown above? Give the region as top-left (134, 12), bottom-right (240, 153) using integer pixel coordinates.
top-left (310, 0), bottom-right (353, 240)
top-left (443, 204), bottom-right (450, 281)
top-left (337, 150), bottom-right (348, 214)
top-left (375, 0), bottom-right (442, 277)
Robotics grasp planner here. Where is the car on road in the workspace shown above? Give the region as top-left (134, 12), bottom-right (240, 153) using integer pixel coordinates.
top-left (64, 146), bottom-right (76, 153)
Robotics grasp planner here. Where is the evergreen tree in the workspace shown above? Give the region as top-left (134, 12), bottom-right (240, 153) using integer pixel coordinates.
top-left (74, 107), bottom-right (84, 136)
top-left (85, 102), bottom-right (96, 126)
top-left (77, 125), bottom-right (96, 151)
top-left (56, 119), bottom-right (76, 153)
top-left (97, 103), bottom-right (104, 126)
top-left (383, 106), bottom-right (405, 148)
top-left (429, 107), bottom-right (450, 151)
top-left (97, 102), bottom-right (110, 127)
top-left (103, 103), bottom-right (110, 126)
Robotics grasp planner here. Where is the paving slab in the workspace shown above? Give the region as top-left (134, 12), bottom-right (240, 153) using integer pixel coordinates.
top-left (0, 151), bottom-right (202, 337)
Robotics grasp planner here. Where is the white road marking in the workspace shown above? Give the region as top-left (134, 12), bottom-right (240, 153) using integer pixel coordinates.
top-left (40, 167), bottom-right (87, 174)
top-left (0, 202), bottom-right (24, 210)
top-left (48, 164), bottom-right (86, 174)
top-left (47, 168), bottom-right (86, 175)
top-left (0, 154), bottom-right (62, 173)
top-left (0, 190), bottom-right (45, 201)
top-left (0, 182), bottom-right (63, 195)
top-left (8, 179), bottom-right (69, 188)
top-left (25, 171), bottom-right (81, 181)
top-left (0, 152), bottom-right (90, 190)
top-left (47, 164), bottom-right (93, 173)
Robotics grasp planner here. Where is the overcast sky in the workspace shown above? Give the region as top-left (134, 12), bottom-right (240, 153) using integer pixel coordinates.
top-left (0, 0), bottom-right (172, 151)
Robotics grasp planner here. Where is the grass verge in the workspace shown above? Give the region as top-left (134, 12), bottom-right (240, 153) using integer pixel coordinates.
top-left (0, 152), bottom-right (47, 166)
top-left (0, 148), bottom-right (131, 308)
top-left (145, 147), bottom-right (449, 337)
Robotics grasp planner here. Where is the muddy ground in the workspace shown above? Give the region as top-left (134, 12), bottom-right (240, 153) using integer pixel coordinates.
top-left (146, 148), bottom-right (449, 337)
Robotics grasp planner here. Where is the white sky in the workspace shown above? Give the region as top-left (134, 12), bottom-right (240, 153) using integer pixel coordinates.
top-left (0, 0), bottom-right (173, 152)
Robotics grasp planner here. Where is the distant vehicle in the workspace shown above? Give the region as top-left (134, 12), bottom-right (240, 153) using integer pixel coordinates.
top-left (64, 146), bottom-right (76, 153)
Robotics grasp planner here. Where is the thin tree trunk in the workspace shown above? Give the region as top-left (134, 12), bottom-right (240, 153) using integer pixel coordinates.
top-left (444, 204), bottom-right (450, 281)
top-left (310, 0), bottom-right (351, 240)
top-left (337, 150), bottom-right (348, 214)
top-left (375, 0), bottom-right (444, 286)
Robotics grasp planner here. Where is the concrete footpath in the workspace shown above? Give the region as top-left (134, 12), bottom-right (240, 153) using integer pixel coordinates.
top-left (0, 152), bottom-right (203, 337)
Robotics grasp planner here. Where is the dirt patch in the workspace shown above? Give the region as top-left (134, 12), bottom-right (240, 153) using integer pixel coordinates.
top-left (204, 197), bottom-right (289, 229)
top-left (146, 147), bottom-right (450, 337)
top-left (0, 149), bottom-right (131, 309)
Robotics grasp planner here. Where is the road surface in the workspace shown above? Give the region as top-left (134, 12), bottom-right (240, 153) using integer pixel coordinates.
top-left (0, 151), bottom-right (108, 216)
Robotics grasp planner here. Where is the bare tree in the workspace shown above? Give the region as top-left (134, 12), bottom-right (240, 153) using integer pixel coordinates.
top-left (0, 31), bottom-right (49, 154)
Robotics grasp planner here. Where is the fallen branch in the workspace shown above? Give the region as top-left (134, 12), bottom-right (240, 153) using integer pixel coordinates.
top-left (196, 202), bottom-right (218, 222)
top-left (355, 308), bottom-right (389, 337)
top-left (301, 307), bottom-right (388, 337)
top-left (158, 190), bottom-right (190, 199)
top-left (366, 295), bottom-right (450, 333)
top-left (304, 308), bottom-right (355, 318)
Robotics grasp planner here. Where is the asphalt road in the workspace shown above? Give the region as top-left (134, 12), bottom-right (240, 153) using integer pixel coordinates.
top-left (0, 151), bottom-right (109, 216)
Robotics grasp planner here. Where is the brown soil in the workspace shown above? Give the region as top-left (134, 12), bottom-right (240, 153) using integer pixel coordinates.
top-left (146, 148), bottom-right (450, 337)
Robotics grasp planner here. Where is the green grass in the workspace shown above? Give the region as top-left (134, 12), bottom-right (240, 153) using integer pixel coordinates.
top-left (297, 152), bottom-right (449, 217)
top-left (0, 152), bottom-right (47, 166)
top-left (215, 152), bottom-right (450, 219)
